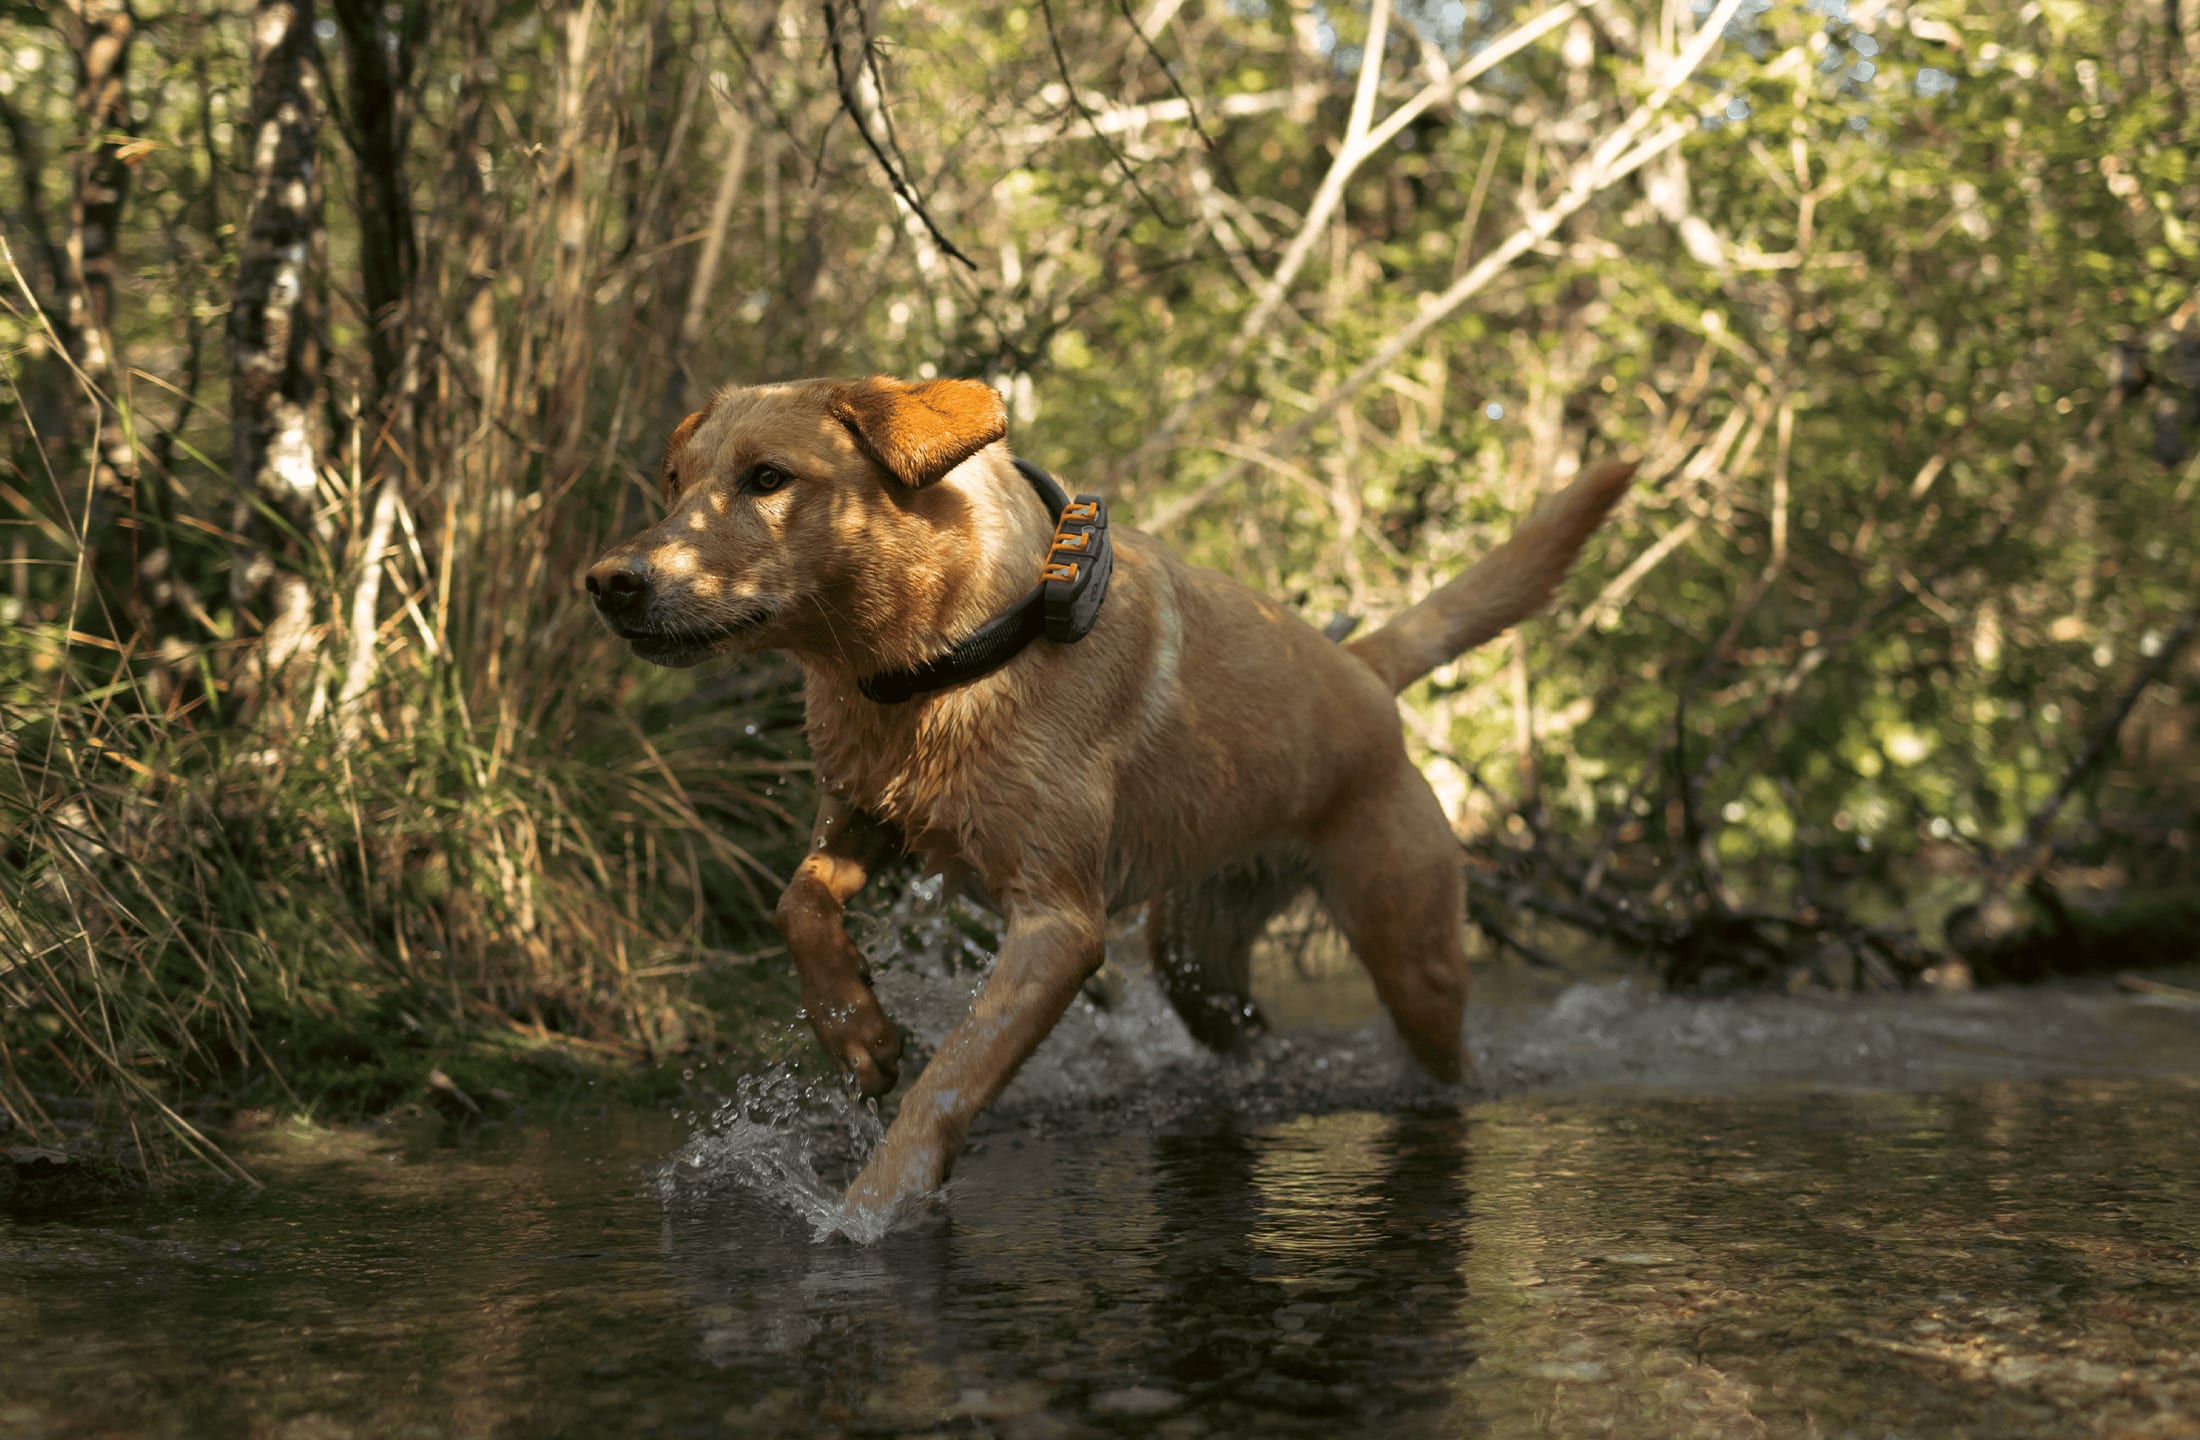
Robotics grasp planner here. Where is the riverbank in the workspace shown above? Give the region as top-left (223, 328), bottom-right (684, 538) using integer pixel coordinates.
top-left (1, 637), bottom-right (816, 1187)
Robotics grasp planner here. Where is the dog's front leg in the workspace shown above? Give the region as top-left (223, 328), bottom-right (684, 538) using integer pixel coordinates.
top-left (843, 889), bottom-right (1104, 1212)
top-left (773, 796), bottom-right (905, 1098)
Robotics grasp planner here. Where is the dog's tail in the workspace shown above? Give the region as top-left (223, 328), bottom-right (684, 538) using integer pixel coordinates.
top-left (1346, 460), bottom-right (1637, 693)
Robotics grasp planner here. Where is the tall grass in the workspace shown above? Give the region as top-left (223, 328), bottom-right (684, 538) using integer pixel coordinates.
top-left (1, 3), bottom-right (844, 1182)
top-left (0, 413), bottom-right (810, 1181)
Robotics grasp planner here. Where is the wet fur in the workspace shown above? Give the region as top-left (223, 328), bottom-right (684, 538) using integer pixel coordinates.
top-left (588, 376), bottom-right (1634, 1211)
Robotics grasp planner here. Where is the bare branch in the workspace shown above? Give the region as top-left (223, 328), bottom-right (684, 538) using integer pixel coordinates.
top-left (1997, 597), bottom-right (2200, 884)
top-left (681, 93), bottom-right (753, 350)
top-left (1131, 0), bottom-right (1597, 471)
top-left (996, 82), bottom-right (1333, 148)
top-left (821, 0), bottom-right (979, 271)
top-left (1139, 96), bottom-right (1714, 530)
top-left (1037, 0), bottom-right (1186, 228)
top-left (1115, 0), bottom-right (1238, 195)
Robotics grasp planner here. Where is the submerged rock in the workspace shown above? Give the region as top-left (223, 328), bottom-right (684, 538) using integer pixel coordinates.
top-left (1088, 1385), bottom-right (1186, 1418)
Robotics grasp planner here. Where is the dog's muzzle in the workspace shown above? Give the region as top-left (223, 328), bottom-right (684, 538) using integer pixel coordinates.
top-left (585, 553), bottom-right (772, 666)
top-left (585, 553), bottom-right (653, 624)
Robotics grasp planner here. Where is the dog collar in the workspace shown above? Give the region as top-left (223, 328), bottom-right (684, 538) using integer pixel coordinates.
top-left (858, 459), bottom-right (1115, 705)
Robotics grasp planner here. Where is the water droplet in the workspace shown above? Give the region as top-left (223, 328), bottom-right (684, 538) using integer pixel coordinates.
top-left (1485, 401), bottom-right (1506, 420)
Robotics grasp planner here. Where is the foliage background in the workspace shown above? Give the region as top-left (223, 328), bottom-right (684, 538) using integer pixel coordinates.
top-left (3, 0), bottom-right (2196, 1173)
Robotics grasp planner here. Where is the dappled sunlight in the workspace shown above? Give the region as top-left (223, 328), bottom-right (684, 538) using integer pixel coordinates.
top-left (10, 0), bottom-right (2196, 1166)
top-left (3, 1), bottom-right (2197, 1432)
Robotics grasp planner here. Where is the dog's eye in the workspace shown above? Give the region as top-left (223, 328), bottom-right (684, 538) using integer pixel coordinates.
top-left (748, 464), bottom-right (791, 495)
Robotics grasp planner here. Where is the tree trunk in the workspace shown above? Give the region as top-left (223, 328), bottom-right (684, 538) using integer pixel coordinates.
top-left (545, 0), bottom-right (598, 470)
top-left (65, 0), bottom-right (138, 492)
top-left (330, 0), bottom-right (422, 413)
top-left (327, 0), bottom-right (425, 730)
top-left (0, 92), bottom-right (74, 487)
top-left (229, 0), bottom-right (329, 696)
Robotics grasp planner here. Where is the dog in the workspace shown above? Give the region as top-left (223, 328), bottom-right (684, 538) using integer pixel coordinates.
top-left (587, 375), bottom-right (1633, 1213)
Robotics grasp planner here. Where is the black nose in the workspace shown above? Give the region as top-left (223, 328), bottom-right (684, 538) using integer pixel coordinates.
top-left (586, 554), bottom-right (652, 620)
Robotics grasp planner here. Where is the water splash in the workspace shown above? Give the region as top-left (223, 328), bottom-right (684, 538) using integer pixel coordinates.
top-left (657, 878), bottom-right (1449, 1242)
top-left (654, 1064), bottom-right (897, 1242)
top-left (661, 872), bottom-right (2200, 1243)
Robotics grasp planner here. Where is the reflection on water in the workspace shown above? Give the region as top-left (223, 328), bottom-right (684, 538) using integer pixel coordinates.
top-left (7, 1068), bottom-right (2200, 1436)
top-left (1456, 1083), bottom-right (2200, 1436)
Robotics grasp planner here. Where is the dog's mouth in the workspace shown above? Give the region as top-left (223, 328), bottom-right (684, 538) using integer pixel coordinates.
top-left (608, 605), bottom-right (776, 668)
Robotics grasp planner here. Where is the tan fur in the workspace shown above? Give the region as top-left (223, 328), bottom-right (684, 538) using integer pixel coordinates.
top-left (1348, 460), bottom-right (1637, 691)
top-left (587, 376), bottom-right (1634, 1213)
top-left (830, 375), bottom-right (1008, 487)
top-left (660, 405), bottom-right (714, 502)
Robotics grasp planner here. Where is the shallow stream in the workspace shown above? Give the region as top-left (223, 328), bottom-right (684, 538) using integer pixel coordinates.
top-left (6, 953), bottom-right (2200, 1438)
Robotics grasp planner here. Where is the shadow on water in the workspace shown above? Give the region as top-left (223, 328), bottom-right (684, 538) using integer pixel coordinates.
top-left (5, 977), bottom-right (2200, 1437)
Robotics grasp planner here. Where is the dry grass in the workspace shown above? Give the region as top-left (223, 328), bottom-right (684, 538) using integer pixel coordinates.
top-left (0, 429), bottom-right (810, 1181)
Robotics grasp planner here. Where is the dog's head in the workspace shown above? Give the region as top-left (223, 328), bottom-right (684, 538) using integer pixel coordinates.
top-left (585, 376), bottom-right (1011, 669)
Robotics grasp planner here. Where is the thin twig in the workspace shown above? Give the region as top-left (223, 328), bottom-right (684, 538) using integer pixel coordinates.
top-left (1115, 0), bottom-right (1238, 195)
top-left (1996, 596), bottom-right (2200, 886)
top-left (819, 0), bottom-right (978, 271)
top-left (1037, 0), bottom-right (1186, 228)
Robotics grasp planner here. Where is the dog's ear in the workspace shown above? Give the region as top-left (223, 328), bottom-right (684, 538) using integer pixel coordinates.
top-left (831, 376), bottom-right (1007, 487)
top-left (660, 408), bottom-right (710, 503)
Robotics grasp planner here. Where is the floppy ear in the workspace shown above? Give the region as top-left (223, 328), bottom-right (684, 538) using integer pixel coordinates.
top-left (831, 376), bottom-right (1008, 487)
top-left (660, 408), bottom-right (710, 503)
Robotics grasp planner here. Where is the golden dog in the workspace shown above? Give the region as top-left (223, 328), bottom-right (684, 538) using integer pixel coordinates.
top-left (587, 376), bottom-right (1632, 1213)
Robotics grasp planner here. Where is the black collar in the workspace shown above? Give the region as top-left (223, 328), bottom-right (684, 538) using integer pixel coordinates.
top-left (857, 459), bottom-right (1115, 705)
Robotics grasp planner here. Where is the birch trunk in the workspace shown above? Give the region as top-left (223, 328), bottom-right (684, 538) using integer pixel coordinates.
top-left (229, 0), bottom-right (328, 697)
top-left (65, 0), bottom-right (137, 490)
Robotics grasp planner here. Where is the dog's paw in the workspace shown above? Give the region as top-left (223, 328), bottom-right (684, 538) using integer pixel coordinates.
top-left (809, 990), bottom-right (904, 1098)
top-left (836, 1135), bottom-right (948, 1237)
top-left (841, 1016), bottom-right (903, 1099)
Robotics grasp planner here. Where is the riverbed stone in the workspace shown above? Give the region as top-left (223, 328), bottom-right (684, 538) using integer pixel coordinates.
top-left (951, 1380), bottom-right (1052, 1419)
top-left (1088, 1384), bottom-right (1185, 1418)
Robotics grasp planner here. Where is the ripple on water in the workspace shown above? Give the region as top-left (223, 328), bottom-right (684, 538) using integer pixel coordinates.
top-left (661, 880), bottom-right (2200, 1245)
top-left (4, 972), bottom-right (2199, 1437)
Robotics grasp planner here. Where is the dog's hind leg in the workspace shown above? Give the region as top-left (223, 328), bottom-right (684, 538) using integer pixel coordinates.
top-left (1146, 855), bottom-right (1309, 1055)
top-left (774, 796), bottom-right (907, 1098)
top-left (1310, 764), bottom-right (1470, 1082)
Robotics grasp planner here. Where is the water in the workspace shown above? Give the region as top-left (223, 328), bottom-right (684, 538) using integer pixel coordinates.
top-left (6, 956), bottom-right (2200, 1437)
